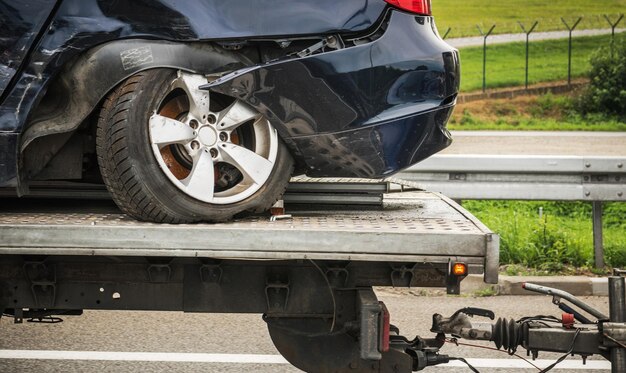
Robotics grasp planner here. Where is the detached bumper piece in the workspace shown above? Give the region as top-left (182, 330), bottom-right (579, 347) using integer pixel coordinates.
top-left (206, 11), bottom-right (460, 178)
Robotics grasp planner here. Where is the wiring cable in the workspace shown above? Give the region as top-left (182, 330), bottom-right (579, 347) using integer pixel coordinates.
top-left (603, 333), bottom-right (626, 349)
top-left (446, 328), bottom-right (585, 373)
top-left (538, 328), bottom-right (581, 373)
top-left (517, 315), bottom-right (560, 324)
top-left (449, 357), bottom-right (480, 372)
top-left (445, 338), bottom-right (542, 371)
top-left (308, 259), bottom-right (337, 333)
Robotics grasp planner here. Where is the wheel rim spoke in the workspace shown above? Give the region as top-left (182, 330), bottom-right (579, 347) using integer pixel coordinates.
top-left (176, 72), bottom-right (211, 119)
top-left (153, 72), bottom-right (279, 205)
top-left (149, 114), bottom-right (196, 146)
top-left (183, 149), bottom-right (215, 200)
top-left (218, 101), bottom-right (260, 131)
top-left (220, 143), bottom-right (273, 185)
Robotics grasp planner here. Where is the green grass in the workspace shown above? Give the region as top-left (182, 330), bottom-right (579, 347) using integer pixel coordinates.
top-left (458, 33), bottom-right (625, 92)
top-left (472, 286), bottom-right (499, 297)
top-left (433, 0), bottom-right (626, 37)
top-left (449, 93), bottom-right (626, 131)
top-left (463, 201), bottom-right (626, 271)
top-left (449, 115), bottom-right (626, 131)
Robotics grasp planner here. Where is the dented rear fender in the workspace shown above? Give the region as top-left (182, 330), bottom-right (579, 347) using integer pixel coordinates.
top-left (205, 11), bottom-right (460, 177)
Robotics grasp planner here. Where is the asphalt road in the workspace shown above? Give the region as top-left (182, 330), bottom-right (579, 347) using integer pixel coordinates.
top-left (0, 291), bottom-right (612, 372)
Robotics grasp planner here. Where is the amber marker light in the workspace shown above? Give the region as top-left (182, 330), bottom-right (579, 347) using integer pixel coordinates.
top-left (452, 263), bottom-right (467, 276)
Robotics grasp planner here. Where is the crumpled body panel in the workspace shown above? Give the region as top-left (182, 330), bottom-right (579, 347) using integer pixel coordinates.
top-left (0, 0), bottom-right (385, 132)
top-left (206, 11), bottom-right (459, 177)
top-left (0, 0), bottom-right (386, 185)
top-left (0, 0), bottom-right (57, 97)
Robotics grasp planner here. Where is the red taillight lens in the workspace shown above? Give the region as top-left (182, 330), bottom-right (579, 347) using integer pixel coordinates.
top-left (385, 0), bottom-right (432, 16)
top-left (379, 302), bottom-right (390, 352)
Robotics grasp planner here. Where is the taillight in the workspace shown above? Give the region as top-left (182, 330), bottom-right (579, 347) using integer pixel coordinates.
top-left (379, 302), bottom-right (390, 352)
top-left (385, 0), bottom-right (432, 16)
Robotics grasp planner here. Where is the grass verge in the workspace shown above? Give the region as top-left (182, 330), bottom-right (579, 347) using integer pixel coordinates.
top-left (449, 93), bottom-right (626, 131)
top-left (433, 0), bottom-right (626, 37)
top-left (463, 200), bottom-right (626, 273)
top-left (458, 33), bottom-right (624, 92)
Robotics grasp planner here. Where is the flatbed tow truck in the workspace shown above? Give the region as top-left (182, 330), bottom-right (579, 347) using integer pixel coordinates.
top-left (0, 179), bottom-right (624, 372)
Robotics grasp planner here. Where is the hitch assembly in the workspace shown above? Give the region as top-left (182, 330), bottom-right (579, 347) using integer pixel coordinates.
top-left (430, 276), bottom-right (626, 372)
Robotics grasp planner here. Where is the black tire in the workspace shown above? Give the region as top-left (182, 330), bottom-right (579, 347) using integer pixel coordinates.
top-left (96, 69), bottom-right (294, 223)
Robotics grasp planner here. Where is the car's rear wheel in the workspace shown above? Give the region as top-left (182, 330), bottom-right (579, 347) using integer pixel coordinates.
top-left (96, 69), bottom-right (294, 223)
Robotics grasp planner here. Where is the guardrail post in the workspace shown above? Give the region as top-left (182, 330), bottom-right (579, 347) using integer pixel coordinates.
top-left (592, 201), bottom-right (605, 269)
top-left (518, 21), bottom-right (539, 90)
top-left (561, 17), bottom-right (582, 86)
top-left (604, 14), bottom-right (624, 58)
top-left (477, 24), bottom-right (496, 93)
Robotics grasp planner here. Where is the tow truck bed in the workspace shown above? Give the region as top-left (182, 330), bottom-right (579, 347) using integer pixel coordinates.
top-left (0, 183), bottom-right (505, 372)
top-left (0, 189), bottom-right (498, 283)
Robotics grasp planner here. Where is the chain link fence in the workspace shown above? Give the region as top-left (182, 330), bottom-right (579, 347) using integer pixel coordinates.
top-left (440, 14), bottom-right (624, 92)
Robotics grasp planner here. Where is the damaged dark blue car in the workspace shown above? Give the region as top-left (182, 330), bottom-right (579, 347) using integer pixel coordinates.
top-left (0, 0), bottom-right (459, 222)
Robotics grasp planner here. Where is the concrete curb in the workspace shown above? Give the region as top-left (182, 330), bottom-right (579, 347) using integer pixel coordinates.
top-left (462, 275), bottom-right (609, 296)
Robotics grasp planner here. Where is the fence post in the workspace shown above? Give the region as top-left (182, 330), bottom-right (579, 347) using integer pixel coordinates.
top-left (592, 201), bottom-right (605, 269)
top-left (561, 17), bottom-right (582, 86)
top-left (604, 14), bottom-right (624, 58)
top-left (518, 21), bottom-right (539, 90)
top-left (442, 27), bottom-right (452, 40)
top-left (477, 24), bottom-right (496, 93)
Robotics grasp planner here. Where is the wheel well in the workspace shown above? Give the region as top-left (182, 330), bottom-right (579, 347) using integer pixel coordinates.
top-left (19, 37), bottom-right (326, 184)
top-left (20, 40), bottom-right (251, 183)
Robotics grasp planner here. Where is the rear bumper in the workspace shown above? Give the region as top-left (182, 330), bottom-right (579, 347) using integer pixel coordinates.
top-left (291, 104), bottom-right (453, 177)
top-left (206, 10), bottom-right (460, 178)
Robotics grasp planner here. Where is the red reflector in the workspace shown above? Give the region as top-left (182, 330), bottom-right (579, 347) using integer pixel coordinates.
top-left (379, 302), bottom-right (391, 352)
top-left (385, 0), bottom-right (432, 16)
top-left (562, 313), bottom-right (575, 329)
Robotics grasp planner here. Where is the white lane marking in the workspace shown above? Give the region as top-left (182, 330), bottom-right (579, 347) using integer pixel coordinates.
top-left (0, 350), bottom-right (288, 364)
top-left (0, 350), bottom-right (611, 370)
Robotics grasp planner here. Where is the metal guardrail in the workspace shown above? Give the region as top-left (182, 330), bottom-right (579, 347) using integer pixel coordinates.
top-left (398, 154), bottom-right (626, 269)
top-left (398, 154), bottom-right (625, 202)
